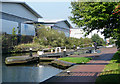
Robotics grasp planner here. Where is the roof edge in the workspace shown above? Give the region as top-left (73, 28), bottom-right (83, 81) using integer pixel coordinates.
top-left (1, 1), bottom-right (42, 18)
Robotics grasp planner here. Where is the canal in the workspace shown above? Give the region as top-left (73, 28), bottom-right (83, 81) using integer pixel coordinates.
top-left (2, 54), bottom-right (62, 82)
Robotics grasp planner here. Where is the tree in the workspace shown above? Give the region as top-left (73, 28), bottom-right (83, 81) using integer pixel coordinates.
top-left (12, 28), bottom-right (17, 46)
top-left (33, 24), bottom-right (92, 48)
top-left (33, 25), bottom-right (66, 47)
top-left (70, 2), bottom-right (120, 48)
top-left (91, 34), bottom-right (105, 46)
top-left (112, 3), bottom-right (120, 15)
top-left (109, 38), bottom-right (115, 45)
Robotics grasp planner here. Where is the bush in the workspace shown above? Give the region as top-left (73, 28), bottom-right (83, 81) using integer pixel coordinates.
top-left (33, 25), bottom-right (92, 48)
top-left (91, 34), bottom-right (105, 46)
top-left (12, 43), bottom-right (45, 52)
top-left (110, 50), bottom-right (120, 63)
top-left (2, 32), bottom-right (34, 53)
top-left (5, 25), bottom-right (93, 53)
top-left (95, 50), bottom-right (120, 83)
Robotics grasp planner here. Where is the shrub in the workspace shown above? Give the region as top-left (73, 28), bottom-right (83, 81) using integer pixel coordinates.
top-left (33, 25), bottom-right (92, 48)
top-left (91, 34), bottom-right (105, 46)
top-left (12, 43), bottom-right (45, 52)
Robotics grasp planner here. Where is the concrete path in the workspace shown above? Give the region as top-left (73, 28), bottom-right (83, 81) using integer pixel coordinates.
top-left (41, 47), bottom-right (117, 84)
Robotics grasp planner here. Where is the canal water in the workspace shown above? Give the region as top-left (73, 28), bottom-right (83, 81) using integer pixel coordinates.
top-left (2, 54), bottom-right (62, 82)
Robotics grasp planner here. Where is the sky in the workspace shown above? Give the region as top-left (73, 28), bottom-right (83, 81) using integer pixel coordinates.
top-left (1, 0), bottom-right (76, 26)
top-left (25, 1), bottom-right (104, 38)
top-left (25, 0), bottom-right (74, 2)
top-left (26, 1), bottom-right (76, 27)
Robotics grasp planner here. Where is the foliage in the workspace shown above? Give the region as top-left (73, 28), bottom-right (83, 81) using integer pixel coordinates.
top-left (70, 2), bottom-right (120, 48)
top-left (109, 38), bottom-right (115, 44)
top-left (13, 43), bottom-right (46, 52)
top-left (12, 28), bottom-right (17, 35)
top-left (11, 28), bottom-right (17, 46)
top-left (10, 25), bottom-right (92, 53)
top-left (96, 74), bottom-right (120, 83)
top-left (95, 50), bottom-right (120, 83)
top-left (33, 25), bottom-right (92, 49)
top-left (103, 63), bottom-right (119, 71)
top-left (110, 50), bottom-right (120, 63)
top-left (34, 26), bottom-right (66, 47)
top-left (91, 34), bottom-right (105, 46)
top-left (2, 33), bottom-right (33, 53)
top-left (59, 57), bottom-right (92, 64)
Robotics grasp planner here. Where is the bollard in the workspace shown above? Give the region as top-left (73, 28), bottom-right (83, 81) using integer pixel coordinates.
top-left (89, 50), bottom-right (92, 53)
top-left (51, 49), bottom-right (53, 53)
top-left (59, 47), bottom-right (61, 53)
top-left (37, 51), bottom-right (44, 57)
top-left (29, 48), bottom-right (32, 57)
top-left (55, 47), bottom-right (58, 53)
top-left (63, 49), bottom-right (66, 57)
top-left (77, 46), bottom-right (80, 50)
top-left (67, 71), bottom-right (70, 75)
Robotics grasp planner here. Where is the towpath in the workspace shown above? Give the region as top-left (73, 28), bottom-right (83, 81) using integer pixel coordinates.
top-left (41, 47), bottom-right (117, 84)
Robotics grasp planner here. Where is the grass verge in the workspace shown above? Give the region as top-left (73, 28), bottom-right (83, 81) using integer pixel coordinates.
top-left (59, 57), bottom-right (92, 64)
top-left (95, 50), bottom-right (120, 84)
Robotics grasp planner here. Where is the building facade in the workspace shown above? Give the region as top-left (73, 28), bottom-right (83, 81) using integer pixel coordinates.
top-left (70, 28), bottom-right (85, 39)
top-left (39, 20), bottom-right (72, 37)
top-left (1, 1), bottom-right (42, 36)
top-left (70, 28), bottom-right (106, 40)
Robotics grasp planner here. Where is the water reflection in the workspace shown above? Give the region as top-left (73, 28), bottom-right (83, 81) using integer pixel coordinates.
top-left (2, 54), bottom-right (62, 82)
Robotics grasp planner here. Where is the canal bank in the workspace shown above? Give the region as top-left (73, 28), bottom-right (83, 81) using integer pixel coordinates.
top-left (41, 47), bottom-right (117, 84)
top-left (2, 47), bottom-right (108, 83)
top-left (2, 50), bottom-right (95, 83)
top-left (2, 54), bottom-right (63, 83)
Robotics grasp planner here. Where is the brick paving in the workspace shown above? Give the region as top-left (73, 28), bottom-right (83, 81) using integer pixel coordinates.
top-left (42, 47), bottom-right (117, 84)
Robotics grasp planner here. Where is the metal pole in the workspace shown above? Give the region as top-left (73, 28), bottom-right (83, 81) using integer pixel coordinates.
top-left (29, 48), bottom-right (32, 57)
top-left (63, 49), bottom-right (66, 57)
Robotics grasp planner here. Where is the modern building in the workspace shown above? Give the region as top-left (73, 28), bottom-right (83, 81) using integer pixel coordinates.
top-left (70, 28), bottom-right (85, 39)
top-left (70, 28), bottom-right (105, 40)
top-left (26, 19), bottom-right (72, 37)
top-left (1, 0), bottom-right (42, 36)
top-left (39, 19), bottom-right (73, 37)
top-left (87, 29), bottom-right (105, 39)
